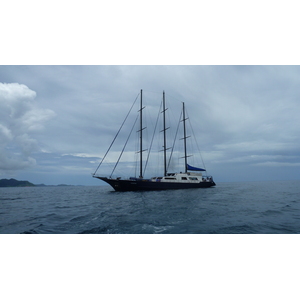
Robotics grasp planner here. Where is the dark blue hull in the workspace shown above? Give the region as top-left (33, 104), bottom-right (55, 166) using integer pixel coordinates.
top-left (95, 177), bottom-right (216, 191)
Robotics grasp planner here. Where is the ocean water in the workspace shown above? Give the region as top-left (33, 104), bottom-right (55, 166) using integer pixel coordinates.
top-left (1, 180), bottom-right (300, 234)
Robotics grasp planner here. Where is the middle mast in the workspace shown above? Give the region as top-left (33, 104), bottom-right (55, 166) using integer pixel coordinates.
top-left (162, 91), bottom-right (169, 176)
top-left (138, 89), bottom-right (146, 178)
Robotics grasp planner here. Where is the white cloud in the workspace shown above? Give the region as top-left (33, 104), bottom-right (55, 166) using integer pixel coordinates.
top-left (0, 124), bottom-right (13, 144)
top-left (62, 153), bottom-right (101, 158)
top-left (0, 153), bottom-right (36, 172)
top-left (0, 83), bottom-right (55, 174)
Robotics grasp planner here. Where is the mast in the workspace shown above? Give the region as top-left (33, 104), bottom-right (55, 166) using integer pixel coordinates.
top-left (163, 91), bottom-right (167, 176)
top-left (138, 89), bottom-right (147, 178)
top-left (139, 89), bottom-right (143, 178)
top-left (182, 102), bottom-right (188, 173)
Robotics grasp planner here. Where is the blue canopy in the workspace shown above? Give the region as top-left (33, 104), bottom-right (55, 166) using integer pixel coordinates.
top-left (187, 164), bottom-right (206, 172)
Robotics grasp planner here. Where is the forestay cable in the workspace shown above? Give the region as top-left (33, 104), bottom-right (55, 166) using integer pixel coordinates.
top-left (110, 115), bottom-right (139, 177)
top-left (93, 93), bottom-right (139, 175)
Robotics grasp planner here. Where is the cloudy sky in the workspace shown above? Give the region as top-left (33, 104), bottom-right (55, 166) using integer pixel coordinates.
top-left (1, 65), bottom-right (300, 185)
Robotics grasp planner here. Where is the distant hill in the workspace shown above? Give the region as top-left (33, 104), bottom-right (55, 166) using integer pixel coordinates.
top-left (0, 178), bottom-right (35, 187)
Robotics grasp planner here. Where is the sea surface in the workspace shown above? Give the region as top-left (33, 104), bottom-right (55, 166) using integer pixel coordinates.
top-left (1, 180), bottom-right (300, 234)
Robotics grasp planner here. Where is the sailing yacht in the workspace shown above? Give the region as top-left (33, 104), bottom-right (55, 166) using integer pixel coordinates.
top-left (93, 90), bottom-right (216, 191)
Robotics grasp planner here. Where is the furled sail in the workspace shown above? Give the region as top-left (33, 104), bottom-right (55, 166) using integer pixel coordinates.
top-left (187, 164), bottom-right (206, 171)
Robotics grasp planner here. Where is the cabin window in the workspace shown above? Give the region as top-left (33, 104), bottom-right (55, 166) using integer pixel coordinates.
top-left (165, 177), bottom-right (176, 180)
top-left (189, 177), bottom-right (198, 181)
top-left (181, 177), bottom-right (187, 180)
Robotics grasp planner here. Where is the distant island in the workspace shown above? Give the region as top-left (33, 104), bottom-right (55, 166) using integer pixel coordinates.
top-left (0, 178), bottom-right (35, 187)
top-left (0, 178), bottom-right (75, 187)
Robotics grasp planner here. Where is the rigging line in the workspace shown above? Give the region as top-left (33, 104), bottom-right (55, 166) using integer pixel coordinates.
top-left (167, 109), bottom-right (182, 172)
top-left (186, 109), bottom-right (207, 173)
top-left (93, 93), bottom-right (140, 175)
top-left (110, 115), bottom-right (139, 178)
top-left (143, 100), bottom-right (162, 176)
